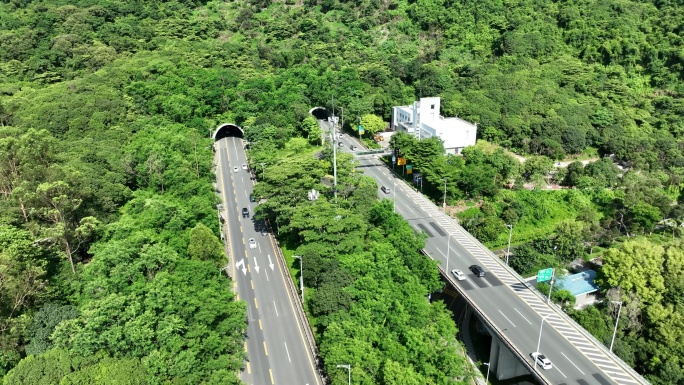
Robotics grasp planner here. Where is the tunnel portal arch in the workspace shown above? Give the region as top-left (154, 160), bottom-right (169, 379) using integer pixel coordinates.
top-left (309, 107), bottom-right (332, 120)
top-left (213, 123), bottom-right (244, 140)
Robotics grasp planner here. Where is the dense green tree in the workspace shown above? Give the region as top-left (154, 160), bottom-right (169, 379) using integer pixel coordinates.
top-left (359, 114), bottom-right (385, 137)
top-left (598, 239), bottom-right (666, 305)
top-left (25, 304), bottom-right (79, 356)
top-left (187, 223), bottom-right (224, 263)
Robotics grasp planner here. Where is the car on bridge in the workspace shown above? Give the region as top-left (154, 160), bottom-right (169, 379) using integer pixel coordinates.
top-left (531, 352), bottom-right (552, 370)
top-left (469, 265), bottom-right (486, 277)
top-left (451, 269), bottom-right (466, 281)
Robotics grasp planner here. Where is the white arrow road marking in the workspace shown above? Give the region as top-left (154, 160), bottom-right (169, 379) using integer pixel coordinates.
top-left (253, 257), bottom-right (260, 274)
top-left (268, 254), bottom-right (275, 270)
top-left (235, 259), bottom-right (247, 275)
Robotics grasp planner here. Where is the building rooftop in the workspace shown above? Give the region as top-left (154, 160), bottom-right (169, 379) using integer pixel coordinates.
top-left (556, 270), bottom-right (600, 296)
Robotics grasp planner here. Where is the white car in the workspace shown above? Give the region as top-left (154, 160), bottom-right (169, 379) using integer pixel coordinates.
top-left (242, 164), bottom-right (248, 170)
top-left (531, 352), bottom-right (552, 370)
top-left (248, 238), bottom-right (257, 249)
top-left (451, 269), bottom-right (466, 281)
top-left (233, 166), bottom-right (238, 173)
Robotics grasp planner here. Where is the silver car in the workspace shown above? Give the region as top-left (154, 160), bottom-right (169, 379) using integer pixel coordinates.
top-left (451, 269), bottom-right (466, 281)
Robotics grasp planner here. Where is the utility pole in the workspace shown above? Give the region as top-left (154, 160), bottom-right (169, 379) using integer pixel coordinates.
top-left (441, 178), bottom-right (448, 212)
top-left (332, 129), bottom-right (337, 199)
top-left (610, 301), bottom-right (623, 352)
top-left (505, 224), bottom-right (513, 265)
top-left (330, 95), bottom-right (337, 199)
top-left (546, 269), bottom-right (555, 304)
top-left (340, 107), bottom-right (344, 134)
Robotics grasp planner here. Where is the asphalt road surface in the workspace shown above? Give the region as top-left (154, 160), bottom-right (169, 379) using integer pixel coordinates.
top-left (320, 119), bottom-right (644, 385)
top-left (216, 137), bottom-right (320, 385)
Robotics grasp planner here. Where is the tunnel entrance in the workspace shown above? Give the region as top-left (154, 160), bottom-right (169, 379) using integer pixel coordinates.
top-left (309, 107), bottom-right (333, 120)
top-left (213, 123), bottom-right (244, 140)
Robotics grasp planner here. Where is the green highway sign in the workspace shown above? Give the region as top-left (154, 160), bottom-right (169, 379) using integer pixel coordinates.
top-left (537, 268), bottom-right (553, 282)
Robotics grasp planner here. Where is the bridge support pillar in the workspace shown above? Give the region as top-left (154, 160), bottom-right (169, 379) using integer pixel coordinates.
top-left (489, 333), bottom-right (531, 380)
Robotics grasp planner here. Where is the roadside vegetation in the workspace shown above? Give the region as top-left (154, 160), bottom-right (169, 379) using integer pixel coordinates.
top-left (247, 127), bottom-right (468, 384)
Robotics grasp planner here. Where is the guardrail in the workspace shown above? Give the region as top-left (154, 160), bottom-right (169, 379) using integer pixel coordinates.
top-left (268, 226), bottom-right (324, 383)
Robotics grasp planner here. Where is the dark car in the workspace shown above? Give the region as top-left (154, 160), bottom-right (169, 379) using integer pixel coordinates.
top-left (242, 207), bottom-right (249, 218)
top-left (469, 265), bottom-right (486, 277)
top-left (249, 194), bottom-right (256, 202)
top-left (350, 144), bottom-right (356, 150)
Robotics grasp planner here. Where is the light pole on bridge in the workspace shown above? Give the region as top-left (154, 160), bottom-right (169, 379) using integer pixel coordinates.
top-left (505, 223), bottom-right (513, 265)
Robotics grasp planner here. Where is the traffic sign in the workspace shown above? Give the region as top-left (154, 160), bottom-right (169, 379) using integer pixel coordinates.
top-left (358, 125), bottom-right (364, 135)
top-left (406, 165), bottom-right (412, 174)
top-left (537, 268), bottom-right (554, 282)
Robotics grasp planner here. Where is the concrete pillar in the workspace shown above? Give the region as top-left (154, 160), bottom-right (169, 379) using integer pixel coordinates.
top-left (489, 333), bottom-right (531, 380)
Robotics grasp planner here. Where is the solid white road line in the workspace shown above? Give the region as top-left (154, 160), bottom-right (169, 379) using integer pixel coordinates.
top-left (561, 352), bottom-right (585, 375)
top-left (273, 301), bottom-right (279, 317)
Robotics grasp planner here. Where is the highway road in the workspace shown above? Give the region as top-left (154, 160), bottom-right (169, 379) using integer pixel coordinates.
top-left (215, 136), bottom-right (321, 385)
top-left (321, 119), bottom-right (646, 385)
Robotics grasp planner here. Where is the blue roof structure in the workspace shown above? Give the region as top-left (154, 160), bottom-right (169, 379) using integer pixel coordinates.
top-left (556, 270), bottom-right (600, 296)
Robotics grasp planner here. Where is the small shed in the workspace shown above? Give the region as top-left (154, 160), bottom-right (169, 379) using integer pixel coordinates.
top-left (556, 270), bottom-right (600, 309)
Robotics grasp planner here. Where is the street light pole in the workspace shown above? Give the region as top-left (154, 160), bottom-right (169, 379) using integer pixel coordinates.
top-left (610, 301), bottom-right (623, 352)
top-left (294, 256), bottom-right (303, 303)
top-left (441, 178), bottom-right (447, 212)
top-left (336, 364), bottom-right (351, 385)
top-left (535, 315), bottom-right (549, 354)
top-left (484, 362), bottom-right (490, 384)
top-left (331, 130), bottom-right (337, 199)
top-left (258, 163), bottom-right (268, 180)
top-left (505, 224), bottom-right (513, 265)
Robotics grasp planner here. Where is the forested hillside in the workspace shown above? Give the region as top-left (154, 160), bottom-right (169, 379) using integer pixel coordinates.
top-left (1, 0), bottom-right (683, 383)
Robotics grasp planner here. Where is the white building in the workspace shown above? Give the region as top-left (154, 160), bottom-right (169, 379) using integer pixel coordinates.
top-left (390, 97), bottom-right (477, 154)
